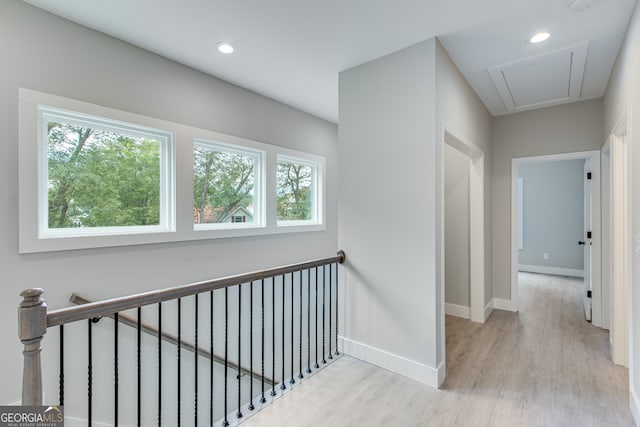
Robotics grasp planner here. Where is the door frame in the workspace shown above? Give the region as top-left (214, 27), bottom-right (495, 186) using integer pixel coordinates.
top-left (442, 127), bottom-right (485, 323)
top-left (510, 151), bottom-right (601, 319)
top-left (607, 108), bottom-right (631, 367)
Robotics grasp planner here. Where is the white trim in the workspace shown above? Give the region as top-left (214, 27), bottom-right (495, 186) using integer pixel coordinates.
top-left (518, 264), bottom-right (584, 278)
top-left (441, 127), bottom-right (485, 324)
top-left (511, 150), bottom-right (601, 319)
top-left (19, 88), bottom-right (327, 253)
top-left (445, 303), bottom-right (470, 319)
top-left (489, 42), bottom-right (588, 114)
top-left (493, 297), bottom-right (517, 312)
top-left (518, 177), bottom-right (524, 250)
top-left (609, 108), bottom-right (631, 367)
top-left (340, 337), bottom-right (443, 388)
top-left (631, 385), bottom-right (640, 426)
top-left (484, 299), bottom-right (494, 321)
top-left (276, 154), bottom-right (323, 226)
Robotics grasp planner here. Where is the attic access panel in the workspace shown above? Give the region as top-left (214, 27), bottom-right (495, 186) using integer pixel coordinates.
top-left (489, 42), bottom-right (588, 114)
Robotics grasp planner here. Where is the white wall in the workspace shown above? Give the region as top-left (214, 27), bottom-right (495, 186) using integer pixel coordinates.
top-left (0, 0), bottom-right (338, 405)
top-left (604, 1), bottom-right (640, 421)
top-left (435, 40), bottom-right (492, 354)
top-left (339, 38), bottom-right (439, 385)
top-left (445, 144), bottom-right (470, 309)
top-left (338, 37), bottom-right (492, 387)
top-left (518, 160), bottom-right (585, 272)
top-left (492, 99), bottom-right (604, 300)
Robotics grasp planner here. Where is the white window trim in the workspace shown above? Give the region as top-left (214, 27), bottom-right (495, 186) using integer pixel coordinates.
top-left (19, 88), bottom-right (326, 253)
top-left (38, 106), bottom-right (176, 239)
top-left (276, 154), bottom-right (324, 227)
top-left (193, 138), bottom-right (265, 231)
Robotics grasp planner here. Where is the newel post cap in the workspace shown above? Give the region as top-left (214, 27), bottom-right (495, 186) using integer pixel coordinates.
top-left (19, 288), bottom-right (47, 342)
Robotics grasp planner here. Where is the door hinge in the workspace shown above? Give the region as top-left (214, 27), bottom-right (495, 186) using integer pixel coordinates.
top-left (587, 172), bottom-right (592, 180)
top-left (587, 231), bottom-right (592, 239)
top-left (587, 290), bottom-right (592, 298)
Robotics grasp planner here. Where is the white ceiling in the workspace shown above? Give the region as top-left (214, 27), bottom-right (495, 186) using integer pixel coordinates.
top-left (22, 0), bottom-right (637, 122)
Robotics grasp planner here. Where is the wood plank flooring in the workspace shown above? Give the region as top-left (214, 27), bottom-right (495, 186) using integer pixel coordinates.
top-left (243, 273), bottom-right (634, 426)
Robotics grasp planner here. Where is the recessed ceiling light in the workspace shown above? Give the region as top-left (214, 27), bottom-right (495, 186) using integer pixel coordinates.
top-left (216, 42), bottom-right (235, 54)
top-left (530, 32), bottom-right (550, 43)
top-left (568, 0), bottom-right (600, 12)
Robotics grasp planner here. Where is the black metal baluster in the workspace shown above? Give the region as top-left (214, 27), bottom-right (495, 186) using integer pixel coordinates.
top-left (335, 262), bottom-right (340, 356)
top-left (237, 285), bottom-right (243, 419)
top-left (281, 274), bottom-right (286, 390)
top-left (260, 278), bottom-right (266, 404)
top-left (249, 281), bottom-right (255, 411)
top-left (298, 269), bottom-right (303, 379)
top-left (88, 319), bottom-right (92, 427)
top-left (114, 313), bottom-right (119, 427)
top-left (322, 265), bottom-right (327, 364)
top-left (328, 264), bottom-right (333, 360)
top-left (271, 277), bottom-right (276, 397)
top-left (137, 307), bottom-right (141, 427)
top-left (59, 325), bottom-right (64, 407)
top-left (194, 294), bottom-right (199, 426)
top-left (158, 303), bottom-right (162, 427)
top-left (290, 271), bottom-right (295, 385)
top-left (223, 288), bottom-right (229, 427)
top-left (306, 268), bottom-right (312, 374)
top-left (177, 299), bottom-right (181, 427)
top-left (314, 267), bottom-right (319, 369)
top-left (210, 291), bottom-right (214, 427)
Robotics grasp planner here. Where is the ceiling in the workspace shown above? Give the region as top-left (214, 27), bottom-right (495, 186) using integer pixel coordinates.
top-left (22, 0), bottom-right (637, 123)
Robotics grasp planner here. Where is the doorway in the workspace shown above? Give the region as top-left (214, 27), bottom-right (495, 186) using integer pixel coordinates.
top-left (603, 109), bottom-right (630, 368)
top-left (510, 151), bottom-right (601, 319)
top-left (443, 129), bottom-right (485, 324)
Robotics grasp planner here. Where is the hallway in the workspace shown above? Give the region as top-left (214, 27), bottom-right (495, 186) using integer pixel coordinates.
top-left (244, 273), bottom-right (633, 426)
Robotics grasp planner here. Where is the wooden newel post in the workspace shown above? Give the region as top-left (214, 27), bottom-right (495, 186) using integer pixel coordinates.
top-left (19, 288), bottom-right (47, 406)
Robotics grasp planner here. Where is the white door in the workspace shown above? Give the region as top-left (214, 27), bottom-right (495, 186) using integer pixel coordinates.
top-left (582, 160), bottom-right (592, 321)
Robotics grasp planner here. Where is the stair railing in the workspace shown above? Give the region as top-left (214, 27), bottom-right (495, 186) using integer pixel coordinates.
top-left (19, 250), bottom-right (344, 426)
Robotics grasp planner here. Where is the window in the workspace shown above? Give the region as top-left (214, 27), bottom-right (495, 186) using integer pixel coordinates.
top-left (19, 89), bottom-right (325, 253)
top-left (39, 106), bottom-right (175, 238)
top-left (193, 139), bottom-right (262, 230)
top-left (277, 155), bottom-right (321, 225)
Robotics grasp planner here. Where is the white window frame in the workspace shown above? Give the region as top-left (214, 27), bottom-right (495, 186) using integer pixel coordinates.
top-left (38, 106), bottom-right (175, 239)
top-left (193, 138), bottom-right (264, 231)
top-left (19, 89), bottom-right (326, 253)
top-left (276, 154), bottom-right (323, 227)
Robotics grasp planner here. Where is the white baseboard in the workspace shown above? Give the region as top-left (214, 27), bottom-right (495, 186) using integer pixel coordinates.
top-left (340, 336), bottom-right (442, 388)
top-left (518, 264), bottom-right (584, 278)
top-left (445, 303), bottom-right (470, 319)
top-left (484, 300), bottom-right (494, 321)
top-left (631, 384), bottom-right (640, 426)
top-left (493, 297), bottom-right (517, 312)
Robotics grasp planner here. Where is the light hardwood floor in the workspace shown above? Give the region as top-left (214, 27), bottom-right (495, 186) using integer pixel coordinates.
top-left (243, 273), bottom-right (634, 426)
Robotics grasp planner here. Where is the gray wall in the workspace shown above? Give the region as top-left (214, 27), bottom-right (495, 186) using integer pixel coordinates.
top-left (339, 38), bottom-right (439, 380)
top-left (445, 144), bottom-right (470, 307)
top-left (0, 0), bottom-right (338, 404)
top-left (518, 160), bottom-right (585, 271)
top-left (604, 0), bottom-right (640, 408)
top-left (492, 99), bottom-right (604, 299)
top-left (338, 37), bottom-right (493, 386)
top-left (436, 41), bottom-right (493, 369)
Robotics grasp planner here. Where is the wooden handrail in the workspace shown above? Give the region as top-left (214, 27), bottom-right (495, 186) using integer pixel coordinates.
top-left (47, 251), bottom-right (345, 328)
top-left (20, 250), bottom-right (345, 406)
top-left (70, 294), bottom-right (274, 385)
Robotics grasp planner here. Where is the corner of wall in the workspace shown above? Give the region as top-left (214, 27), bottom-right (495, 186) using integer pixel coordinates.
top-left (340, 337), bottom-right (443, 388)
